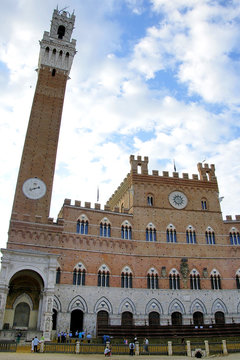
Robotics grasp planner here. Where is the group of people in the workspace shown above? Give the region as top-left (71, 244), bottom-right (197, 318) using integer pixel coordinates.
top-left (128, 337), bottom-right (149, 356)
top-left (57, 330), bottom-right (92, 343)
top-left (104, 336), bottom-right (150, 357)
top-left (31, 335), bottom-right (44, 352)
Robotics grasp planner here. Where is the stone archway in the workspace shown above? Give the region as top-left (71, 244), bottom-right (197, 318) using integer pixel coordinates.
top-left (4, 270), bottom-right (44, 331)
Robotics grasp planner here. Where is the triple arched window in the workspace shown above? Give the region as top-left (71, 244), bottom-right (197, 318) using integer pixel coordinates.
top-left (169, 269), bottom-right (180, 289)
top-left (146, 223), bottom-right (156, 242)
top-left (166, 224), bottom-right (177, 243)
top-left (210, 269), bottom-right (221, 290)
top-left (147, 268), bottom-right (159, 289)
top-left (190, 269), bottom-right (201, 289)
top-left (121, 266), bottom-right (133, 288)
top-left (205, 227), bottom-right (215, 244)
top-left (100, 218), bottom-right (111, 237)
top-left (230, 228), bottom-right (240, 245)
top-left (121, 221), bottom-right (132, 240)
top-left (186, 226), bottom-right (196, 244)
top-left (97, 265), bottom-right (110, 287)
top-left (73, 263), bottom-right (86, 286)
top-left (76, 218), bottom-right (88, 234)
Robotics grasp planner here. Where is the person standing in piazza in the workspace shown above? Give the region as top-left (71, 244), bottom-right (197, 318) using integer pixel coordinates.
top-left (143, 338), bottom-right (149, 354)
top-left (33, 336), bottom-right (39, 352)
top-left (129, 341), bottom-right (135, 356)
top-left (31, 338), bottom-right (34, 352)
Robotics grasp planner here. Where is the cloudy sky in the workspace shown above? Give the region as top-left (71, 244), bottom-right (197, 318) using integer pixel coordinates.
top-left (0, 0), bottom-right (240, 249)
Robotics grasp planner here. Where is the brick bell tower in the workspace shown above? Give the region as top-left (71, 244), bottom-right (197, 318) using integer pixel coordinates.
top-left (11, 9), bottom-right (76, 223)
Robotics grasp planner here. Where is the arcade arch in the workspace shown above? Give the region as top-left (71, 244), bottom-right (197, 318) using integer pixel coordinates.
top-left (4, 270), bottom-right (44, 330)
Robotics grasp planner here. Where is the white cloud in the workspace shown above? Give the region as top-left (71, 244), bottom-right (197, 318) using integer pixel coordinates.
top-left (132, 1), bottom-right (240, 104)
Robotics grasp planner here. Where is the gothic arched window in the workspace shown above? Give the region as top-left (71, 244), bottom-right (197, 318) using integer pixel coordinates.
top-left (186, 225), bottom-right (196, 244)
top-left (169, 269), bottom-right (180, 289)
top-left (73, 263), bottom-right (86, 286)
top-left (190, 269), bottom-right (201, 290)
top-left (205, 227), bottom-right (215, 244)
top-left (147, 195), bottom-right (154, 206)
top-left (229, 228), bottom-right (240, 245)
top-left (121, 221), bottom-right (132, 240)
top-left (121, 266), bottom-right (133, 288)
top-left (166, 224), bottom-right (177, 243)
top-left (76, 216), bottom-right (89, 235)
top-left (210, 269), bottom-right (221, 290)
top-left (201, 198), bottom-right (208, 210)
top-left (146, 223), bottom-right (156, 242)
top-left (100, 218), bottom-right (111, 237)
top-left (147, 268), bottom-right (159, 289)
top-left (97, 265), bottom-right (110, 287)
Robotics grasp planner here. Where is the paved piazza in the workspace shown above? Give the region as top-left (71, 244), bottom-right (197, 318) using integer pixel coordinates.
top-left (0, 353), bottom-right (239, 360)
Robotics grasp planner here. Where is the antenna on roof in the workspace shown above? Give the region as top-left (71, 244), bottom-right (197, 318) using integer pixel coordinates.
top-left (173, 159), bottom-right (176, 172)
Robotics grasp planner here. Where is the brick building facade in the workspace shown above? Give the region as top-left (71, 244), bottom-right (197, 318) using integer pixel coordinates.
top-left (0, 8), bottom-right (240, 341)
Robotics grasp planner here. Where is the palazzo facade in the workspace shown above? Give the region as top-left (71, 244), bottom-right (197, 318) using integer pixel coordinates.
top-left (0, 9), bottom-right (240, 341)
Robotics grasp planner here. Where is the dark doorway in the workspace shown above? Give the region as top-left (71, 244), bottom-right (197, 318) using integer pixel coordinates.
top-left (171, 312), bottom-right (182, 325)
top-left (149, 311), bottom-right (160, 326)
top-left (121, 311), bottom-right (133, 327)
top-left (215, 311), bottom-right (225, 325)
top-left (13, 302), bottom-right (30, 328)
top-left (52, 309), bottom-right (57, 330)
top-left (193, 312), bottom-right (204, 326)
top-left (70, 309), bottom-right (84, 333)
top-left (97, 310), bottom-right (109, 328)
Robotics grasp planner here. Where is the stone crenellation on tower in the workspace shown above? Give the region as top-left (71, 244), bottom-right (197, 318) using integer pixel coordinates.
top-left (39, 9), bottom-right (76, 74)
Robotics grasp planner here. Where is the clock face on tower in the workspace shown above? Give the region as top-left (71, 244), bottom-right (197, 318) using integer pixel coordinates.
top-left (22, 178), bottom-right (46, 200)
top-left (169, 191), bottom-right (188, 209)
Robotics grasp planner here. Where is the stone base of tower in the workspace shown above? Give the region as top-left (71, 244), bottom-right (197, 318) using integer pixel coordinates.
top-left (0, 248), bottom-right (59, 341)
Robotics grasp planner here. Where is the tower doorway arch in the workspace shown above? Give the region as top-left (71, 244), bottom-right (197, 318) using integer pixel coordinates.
top-left (70, 309), bottom-right (84, 334)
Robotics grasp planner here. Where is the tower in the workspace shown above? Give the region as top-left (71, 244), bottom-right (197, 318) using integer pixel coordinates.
top-left (11, 9), bottom-right (76, 222)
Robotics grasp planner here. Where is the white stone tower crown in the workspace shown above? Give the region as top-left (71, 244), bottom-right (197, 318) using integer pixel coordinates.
top-left (38, 8), bottom-right (77, 74)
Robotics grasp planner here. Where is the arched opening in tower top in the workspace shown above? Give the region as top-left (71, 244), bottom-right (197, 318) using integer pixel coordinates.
top-left (58, 25), bottom-right (65, 39)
